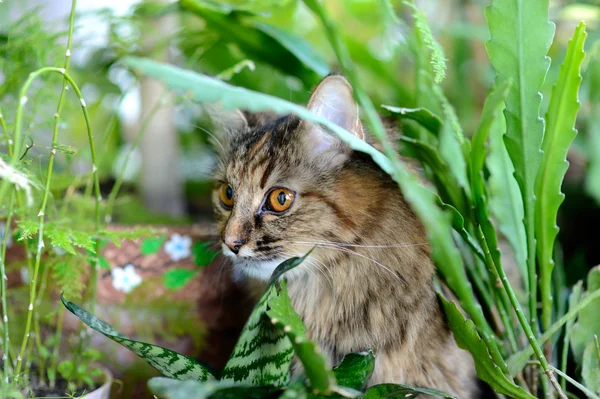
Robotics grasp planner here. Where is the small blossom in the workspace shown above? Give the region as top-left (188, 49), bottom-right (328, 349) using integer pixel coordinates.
top-left (111, 264), bottom-right (142, 294)
top-left (0, 223), bottom-right (12, 249)
top-left (164, 234), bottom-right (192, 262)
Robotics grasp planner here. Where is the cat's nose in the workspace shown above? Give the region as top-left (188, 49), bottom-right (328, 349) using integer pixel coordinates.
top-left (224, 237), bottom-right (248, 255)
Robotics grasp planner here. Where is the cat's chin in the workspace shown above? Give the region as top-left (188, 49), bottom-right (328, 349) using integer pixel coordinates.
top-left (229, 257), bottom-right (286, 282)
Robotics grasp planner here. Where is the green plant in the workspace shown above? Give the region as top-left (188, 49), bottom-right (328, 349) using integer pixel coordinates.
top-left (66, 0), bottom-right (596, 397)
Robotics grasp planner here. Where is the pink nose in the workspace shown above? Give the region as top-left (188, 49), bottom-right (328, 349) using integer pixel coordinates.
top-left (224, 237), bottom-right (247, 254)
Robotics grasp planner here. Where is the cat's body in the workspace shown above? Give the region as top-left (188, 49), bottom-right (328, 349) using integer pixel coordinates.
top-left (211, 75), bottom-right (478, 398)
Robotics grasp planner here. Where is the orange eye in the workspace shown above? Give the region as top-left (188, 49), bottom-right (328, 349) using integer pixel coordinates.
top-left (266, 188), bottom-right (295, 213)
top-left (219, 184), bottom-right (234, 209)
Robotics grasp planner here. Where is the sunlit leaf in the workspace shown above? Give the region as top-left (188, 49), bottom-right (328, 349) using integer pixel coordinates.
top-left (164, 268), bottom-right (198, 290)
top-left (141, 236), bottom-right (167, 255)
top-left (381, 105), bottom-right (442, 135)
top-left (332, 350), bottom-right (375, 391)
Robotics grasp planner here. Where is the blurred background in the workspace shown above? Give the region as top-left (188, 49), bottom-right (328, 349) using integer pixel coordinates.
top-left (1, 0), bottom-right (599, 397)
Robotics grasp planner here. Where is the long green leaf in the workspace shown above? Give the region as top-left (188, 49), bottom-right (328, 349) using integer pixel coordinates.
top-left (486, 0), bottom-right (555, 328)
top-left (266, 281), bottom-right (334, 394)
top-left (535, 22), bottom-right (587, 332)
top-left (61, 295), bottom-right (215, 381)
top-left (440, 298), bottom-right (535, 399)
top-left (123, 57), bottom-right (394, 177)
top-left (469, 79), bottom-right (518, 352)
top-left (487, 104), bottom-right (528, 287)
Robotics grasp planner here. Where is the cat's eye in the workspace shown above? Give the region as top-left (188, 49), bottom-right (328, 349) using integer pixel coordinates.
top-left (219, 183), bottom-right (234, 209)
top-left (265, 188), bottom-right (295, 213)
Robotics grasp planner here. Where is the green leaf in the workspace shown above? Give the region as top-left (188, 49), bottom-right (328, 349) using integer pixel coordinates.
top-left (148, 377), bottom-right (276, 399)
top-left (250, 21), bottom-right (329, 77)
top-left (266, 281), bottom-right (334, 394)
top-left (123, 57), bottom-right (394, 177)
top-left (332, 351), bottom-right (375, 391)
top-left (267, 250), bottom-right (312, 287)
top-left (380, 105), bottom-right (442, 135)
top-left (582, 340), bottom-right (600, 395)
top-left (572, 266), bottom-right (600, 364)
top-left (363, 383), bottom-right (455, 399)
top-left (487, 103), bottom-right (528, 286)
top-left (440, 298), bottom-right (535, 399)
top-left (141, 236), bottom-right (167, 255)
top-left (220, 284), bottom-right (293, 386)
top-left (61, 295), bottom-right (215, 381)
top-left (179, 1), bottom-right (324, 84)
top-left (486, 0), bottom-right (556, 320)
top-left (535, 22), bottom-right (587, 331)
top-left (164, 269), bottom-right (198, 290)
top-left (193, 242), bottom-right (219, 267)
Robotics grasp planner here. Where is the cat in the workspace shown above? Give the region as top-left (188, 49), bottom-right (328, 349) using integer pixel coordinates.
top-left (211, 74), bottom-right (478, 398)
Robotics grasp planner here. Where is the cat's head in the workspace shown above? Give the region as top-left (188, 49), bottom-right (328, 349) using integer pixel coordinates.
top-left (211, 75), bottom-right (387, 281)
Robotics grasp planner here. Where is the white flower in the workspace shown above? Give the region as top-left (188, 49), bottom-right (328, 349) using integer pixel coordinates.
top-left (0, 222), bottom-right (12, 249)
top-left (111, 264), bottom-right (142, 294)
top-left (164, 234), bottom-right (192, 262)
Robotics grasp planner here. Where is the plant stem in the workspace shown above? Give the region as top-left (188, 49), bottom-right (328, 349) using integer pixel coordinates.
top-left (0, 194), bottom-right (15, 385)
top-left (477, 227), bottom-right (567, 398)
top-left (12, 67), bottom-right (100, 379)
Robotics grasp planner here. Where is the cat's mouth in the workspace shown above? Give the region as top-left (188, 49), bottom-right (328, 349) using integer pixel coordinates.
top-left (222, 242), bottom-right (287, 281)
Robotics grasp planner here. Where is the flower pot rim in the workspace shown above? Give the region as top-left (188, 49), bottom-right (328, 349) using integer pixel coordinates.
top-left (80, 364), bottom-right (113, 399)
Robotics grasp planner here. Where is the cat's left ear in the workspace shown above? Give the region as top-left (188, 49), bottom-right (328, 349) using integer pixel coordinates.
top-left (306, 75), bottom-right (365, 141)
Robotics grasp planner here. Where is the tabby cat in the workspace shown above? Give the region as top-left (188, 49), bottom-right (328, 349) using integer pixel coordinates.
top-left (211, 75), bottom-right (478, 398)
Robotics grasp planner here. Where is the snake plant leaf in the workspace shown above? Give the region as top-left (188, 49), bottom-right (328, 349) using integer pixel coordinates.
top-left (535, 22), bottom-right (587, 331)
top-left (363, 383), bottom-right (455, 399)
top-left (60, 295), bottom-right (215, 381)
top-left (487, 103), bottom-right (528, 286)
top-left (179, 0), bottom-right (325, 84)
top-left (123, 57), bottom-right (394, 179)
top-left (581, 340), bottom-right (600, 395)
top-left (266, 281), bottom-right (334, 394)
top-left (440, 298), bottom-right (536, 399)
top-left (486, 0), bottom-right (555, 317)
top-left (381, 105), bottom-right (442, 136)
top-left (220, 284), bottom-right (293, 386)
top-left (148, 377), bottom-right (277, 399)
top-left (572, 266), bottom-right (600, 364)
top-left (332, 350), bottom-right (375, 391)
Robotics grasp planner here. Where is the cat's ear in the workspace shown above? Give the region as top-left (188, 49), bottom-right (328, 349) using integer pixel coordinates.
top-left (206, 105), bottom-right (249, 153)
top-left (306, 75), bottom-right (364, 140)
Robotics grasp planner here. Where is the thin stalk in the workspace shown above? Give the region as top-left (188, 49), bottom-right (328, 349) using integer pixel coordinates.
top-left (595, 335), bottom-right (600, 363)
top-left (0, 194), bottom-right (15, 384)
top-left (12, 67), bottom-right (101, 379)
top-left (550, 366), bottom-right (600, 399)
top-left (303, 0), bottom-right (510, 377)
top-left (477, 226), bottom-right (567, 398)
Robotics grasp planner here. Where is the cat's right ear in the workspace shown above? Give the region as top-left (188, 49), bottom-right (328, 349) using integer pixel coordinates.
top-left (206, 105), bottom-right (249, 154)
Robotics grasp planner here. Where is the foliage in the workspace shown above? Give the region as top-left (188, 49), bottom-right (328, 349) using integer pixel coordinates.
top-left (2, 0), bottom-right (600, 398)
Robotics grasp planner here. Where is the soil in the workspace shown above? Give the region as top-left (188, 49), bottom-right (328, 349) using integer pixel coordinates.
top-left (27, 367), bottom-right (102, 398)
